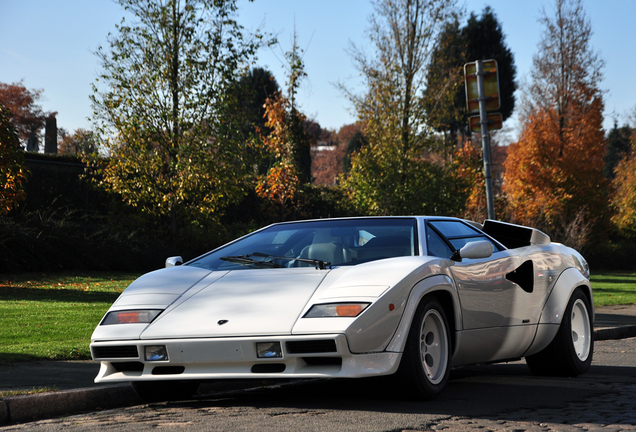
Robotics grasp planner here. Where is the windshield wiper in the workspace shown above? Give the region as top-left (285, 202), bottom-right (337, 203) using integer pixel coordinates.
top-left (219, 254), bottom-right (284, 268)
top-left (220, 252), bottom-right (331, 270)
top-left (251, 252), bottom-right (332, 270)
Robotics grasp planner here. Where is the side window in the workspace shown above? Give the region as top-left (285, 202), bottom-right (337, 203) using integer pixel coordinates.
top-left (428, 220), bottom-right (503, 254)
top-left (427, 228), bottom-right (454, 258)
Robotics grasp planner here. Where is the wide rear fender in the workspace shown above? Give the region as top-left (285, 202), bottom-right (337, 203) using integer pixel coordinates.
top-left (385, 274), bottom-right (460, 354)
top-left (524, 267), bottom-right (593, 356)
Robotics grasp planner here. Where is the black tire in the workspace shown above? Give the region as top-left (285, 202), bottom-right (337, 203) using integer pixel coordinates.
top-left (526, 288), bottom-right (593, 377)
top-left (132, 380), bottom-right (200, 402)
top-left (395, 298), bottom-right (451, 399)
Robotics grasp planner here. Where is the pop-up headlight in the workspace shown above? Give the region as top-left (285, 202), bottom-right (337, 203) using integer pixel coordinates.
top-left (303, 302), bottom-right (370, 318)
top-left (101, 309), bottom-right (162, 325)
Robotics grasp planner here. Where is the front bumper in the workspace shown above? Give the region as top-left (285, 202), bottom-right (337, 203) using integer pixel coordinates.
top-left (91, 334), bottom-right (401, 383)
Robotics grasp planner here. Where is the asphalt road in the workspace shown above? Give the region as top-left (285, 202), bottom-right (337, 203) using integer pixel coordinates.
top-left (4, 337), bottom-right (636, 431)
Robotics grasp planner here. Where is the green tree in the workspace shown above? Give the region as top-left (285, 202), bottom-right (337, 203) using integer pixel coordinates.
top-left (229, 67), bottom-right (280, 176)
top-left (58, 128), bottom-right (99, 155)
top-left (423, 7), bottom-right (517, 136)
top-left (342, 130), bottom-right (368, 174)
top-left (0, 104), bottom-right (28, 213)
top-left (603, 121), bottom-right (633, 179)
top-left (422, 18), bottom-right (466, 137)
top-left (462, 7), bottom-right (516, 122)
top-left (345, 0), bottom-right (459, 155)
top-left (344, 141), bottom-right (469, 216)
top-left (341, 0), bottom-right (462, 215)
top-left (233, 67), bottom-right (280, 138)
top-left (91, 0), bottom-right (262, 233)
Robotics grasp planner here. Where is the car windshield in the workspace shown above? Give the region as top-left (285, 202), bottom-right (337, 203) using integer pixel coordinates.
top-left (188, 218), bottom-right (418, 270)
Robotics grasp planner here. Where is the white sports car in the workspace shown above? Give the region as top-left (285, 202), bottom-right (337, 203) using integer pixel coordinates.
top-left (90, 217), bottom-right (593, 401)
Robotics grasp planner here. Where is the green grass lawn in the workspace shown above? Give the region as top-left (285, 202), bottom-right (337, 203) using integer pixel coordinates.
top-left (0, 271), bottom-right (634, 364)
top-left (0, 272), bottom-right (139, 364)
top-left (590, 272), bottom-right (636, 306)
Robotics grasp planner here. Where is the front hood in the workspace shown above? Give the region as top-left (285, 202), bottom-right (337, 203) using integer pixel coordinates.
top-left (111, 265), bottom-right (218, 309)
top-left (139, 268), bottom-right (329, 339)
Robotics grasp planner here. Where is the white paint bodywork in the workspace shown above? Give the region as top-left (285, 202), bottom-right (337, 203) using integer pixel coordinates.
top-left (91, 217), bottom-right (592, 384)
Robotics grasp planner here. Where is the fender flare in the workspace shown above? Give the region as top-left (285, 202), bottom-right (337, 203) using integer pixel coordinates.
top-left (524, 267), bottom-right (593, 356)
top-left (385, 274), bottom-right (460, 354)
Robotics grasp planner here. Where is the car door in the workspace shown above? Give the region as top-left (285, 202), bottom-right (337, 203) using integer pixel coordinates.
top-left (427, 220), bottom-right (521, 329)
top-left (426, 220), bottom-right (538, 364)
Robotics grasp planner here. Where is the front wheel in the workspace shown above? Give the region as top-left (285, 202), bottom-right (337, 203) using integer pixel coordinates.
top-left (526, 288), bottom-right (593, 376)
top-left (396, 298), bottom-right (451, 399)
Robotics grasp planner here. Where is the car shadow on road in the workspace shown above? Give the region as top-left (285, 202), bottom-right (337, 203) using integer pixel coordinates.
top-left (173, 362), bottom-right (636, 427)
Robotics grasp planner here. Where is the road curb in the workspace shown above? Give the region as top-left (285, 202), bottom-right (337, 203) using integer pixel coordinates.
top-left (2, 325), bottom-right (636, 426)
top-left (0, 400), bottom-right (7, 425)
top-left (594, 325), bottom-right (636, 341)
top-left (0, 384), bottom-right (139, 425)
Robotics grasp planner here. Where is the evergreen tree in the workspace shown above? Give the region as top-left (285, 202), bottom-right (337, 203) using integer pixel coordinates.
top-left (423, 7), bottom-right (516, 136)
top-left (342, 130), bottom-right (368, 174)
top-left (234, 67), bottom-right (280, 137)
top-left (422, 18), bottom-right (466, 136)
top-left (462, 7), bottom-right (516, 122)
top-left (603, 122), bottom-right (633, 179)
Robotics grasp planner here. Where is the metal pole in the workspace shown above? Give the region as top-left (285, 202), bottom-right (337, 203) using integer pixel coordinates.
top-left (476, 60), bottom-right (496, 220)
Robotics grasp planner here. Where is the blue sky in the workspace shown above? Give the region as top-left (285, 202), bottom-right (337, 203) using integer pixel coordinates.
top-left (1, 0), bottom-right (634, 144)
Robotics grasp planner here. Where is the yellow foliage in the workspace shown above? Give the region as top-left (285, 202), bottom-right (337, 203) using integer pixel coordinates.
top-left (611, 142), bottom-right (636, 236)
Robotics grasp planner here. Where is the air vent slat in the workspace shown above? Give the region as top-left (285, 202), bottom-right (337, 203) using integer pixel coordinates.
top-left (93, 346), bottom-right (139, 359)
top-left (286, 340), bottom-right (337, 354)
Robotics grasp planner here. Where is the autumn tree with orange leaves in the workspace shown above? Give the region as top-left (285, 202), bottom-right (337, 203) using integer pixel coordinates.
top-left (256, 35), bottom-right (313, 220)
top-left (503, 0), bottom-right (607, 249)
top-left (0, 104), bottom-right (28, 214)
top-left (610, 121), bottom-right (636, 237)
top-left (256, 92), bottom-right (303, 218)
top-left (0, 81), bottom-right (53, 151)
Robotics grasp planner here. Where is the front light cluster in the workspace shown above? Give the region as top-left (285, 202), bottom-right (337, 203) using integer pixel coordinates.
top-left (256, 342), bottom-right (282, 358)
top-left (582, 257), bottom-right (591, 279)
top-left (101, 309), bottom-right (163, 325)
top-left (145, 345), bottom-right (168, 361)
top-left (303, 302), bottom-right (370, 318)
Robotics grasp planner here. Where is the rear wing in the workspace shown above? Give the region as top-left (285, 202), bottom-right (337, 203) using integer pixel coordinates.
top-left (482, 219), bottom-right (551, 249)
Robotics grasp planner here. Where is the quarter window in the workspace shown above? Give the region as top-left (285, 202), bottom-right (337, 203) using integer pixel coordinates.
top-left (427, 220), bottom-right (502, 256)
top-left (427, 228), bottom-right (454, 258)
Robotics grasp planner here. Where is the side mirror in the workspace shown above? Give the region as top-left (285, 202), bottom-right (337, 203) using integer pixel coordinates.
top-left (165, 256), bottom-right (183, 268)
top-left (451, 241), bottom-right (493, 262)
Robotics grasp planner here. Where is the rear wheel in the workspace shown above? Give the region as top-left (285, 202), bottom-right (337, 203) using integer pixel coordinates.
top-left (132, 380), bottom-right (200, 402)
top-left (396, 298), bottom-right (451, 399)
top-left (526, 288), bottom-right (593, 376)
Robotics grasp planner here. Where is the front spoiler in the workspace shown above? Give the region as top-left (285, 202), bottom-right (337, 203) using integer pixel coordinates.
top-left (91, 334), bottom-right (402, 383)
